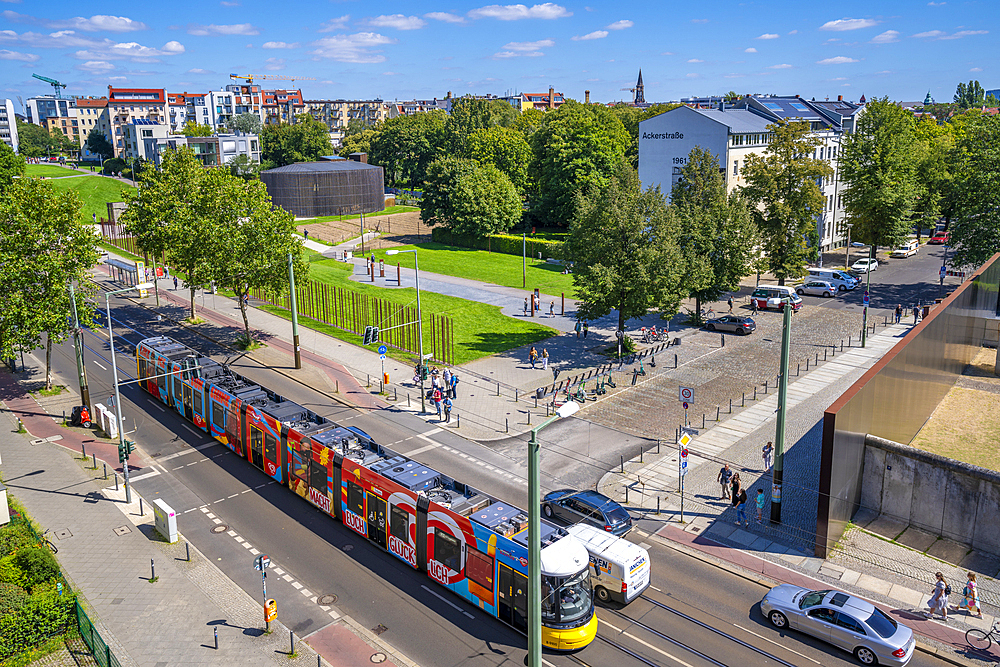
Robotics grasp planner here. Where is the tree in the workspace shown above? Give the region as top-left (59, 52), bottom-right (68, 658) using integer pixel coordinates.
top-left (421, 156), bottom-right (521, 237)
top-left (367, 110), bottom-right (447, 186)
top-left (529, 101), bottom-right (631, 226)
top-left (954, 80), bottom-right (986, 108)
top-left (465, 126), bottom-right (531, 194)
top-left (671, 147), bottom-right (759, 318)
top-left (203, 169), bottom-right (306, 344)
top-left (740, 120), bottom-right (832, 284)
top-left (445, 97), bottom-right (518, 154)
top-left (513, 108), bottom-right (546, 138)
top-left (565, 159), bottom-right (685, 333)
top-left (228, 154), bottom-right (262, 181)
top-left (610, 104), bottom-right (642, 168)
top-left (839, 97), bottom-right (920, 251)
top-left (260, 114), bottom-right (334, 168)
top-left (177, 121), bottom-right (214, 137)
top-left (0, 178), bottom-right (99, 389)
top-left (0, 142), bottom-right (26, 188)
top-left (85, 129), bottom-right (114, 161)
top-left (345, 118), bottom-right (370, 137)
top-left (227, 112), bottom-right (262, 136)
top-left (948, 113), bottom-right (1000, 269)
top-left (15, 120), bottom-right (59, 158)
top-left (911, 115), bottom-right (956, 232)
top-left (338, 127), bottom-right (375, 159)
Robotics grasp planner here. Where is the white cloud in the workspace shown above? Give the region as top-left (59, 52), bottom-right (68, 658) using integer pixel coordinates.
top-left (309, 32), bottom-right (394, 63)
top-left (686, 73), bottom-right (699, 78)
top-left (108, 76), bottom-right (127, 81)
top-left (820, 18), bottom-right (880, 31)
top-left (687, 58), bottom-right (703, 63)
top-left (186, 23), bottom-right (259, 36)
top-left (0, 48), bottom-right (37, 61)
top-left (661, 51), bottom-right (674, 55)
top-left (572, 30), bottom-right (606, 40)
top-left (927, 2), bottom-right (945, 5)
top-left (724, 73), bottom-right (745, 78)
top-left (318, 15), bottom-right (350, 32)
top-left (186, 67), bottom-right (213, 74)
top-left (368, 14), bottom-right (426, 30)
top-left (769, 63), bottom-right (792, 69)
top-left (829, 77), bottom-right (847, 81)
top-left (911, 30), bottom-right (945, 38)
top-left (262, 41), bottom-right (299, 49)
top-left (424, 12), bottom-right (464, 23)
top-left (77, 60), bottom-right (114, 73)
top-left (493, 50), bottom-right (543, 58)
top-left (817, 55), bottom-right (859, 64)
top-left (692, 18), bottom-right (708, 24)
top-left (911, 29), bottom-right (985, 39)
top-left (745, 47), bottom-right (757, 53)
top-left (468, 3), bottom-right (571, 20)
top-left (939, 29), bottom-right (987, 39)
top-left (970, 67), bottom-right (982, 72)
top-left (788, 29), bottom-right (798, 34)
top-left (606, 19), bottom-right (632, 30)
top-left (383, 71), bottom-right (399, 75)
top-left (1, 11), bottom-right (147, 32)
top-left (870, 30), bottom-right (899, 43)
top-left (14, 31), bottom-right (185, 62)
top-left (263, 57), bottom-right (284, 70)
top-left (502, 39), bottom-right (554, 50)
top-left (756, 33), bottom-right (779, 39)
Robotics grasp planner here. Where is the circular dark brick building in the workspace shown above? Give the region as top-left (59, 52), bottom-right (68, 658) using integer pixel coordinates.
top-left (261, 159), bottom-right (385, 218)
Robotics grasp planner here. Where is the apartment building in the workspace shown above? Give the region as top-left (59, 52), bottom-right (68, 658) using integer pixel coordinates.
top-left (303, 98), bottom-right (391, 145)
top-left (25, 96), bottom-right (72, 125)
top-left (0, 99), bottom-right (18, 152)
top-left (122, 120), bottom-right (171, 161)
top-left (262, 89), bottom-right (303, 125)
top-left (520, 88), bottom-right (565, 110)
top-left (226, 83), bottom-right (265, 122)
top-left (638, 95), bottom-right (865, 253)
top-left (107, 87), bottom-right (167, 156)
top-left (143, 133), bottom-right (260, 168)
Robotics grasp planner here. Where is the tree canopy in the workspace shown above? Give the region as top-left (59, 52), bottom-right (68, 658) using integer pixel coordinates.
top-left (177, 121), bottom-right (214, 137)
top-left (420, 156), bottom-right (521, 237)
top-left (227, 112), bottom-right (262, 136)
top-left (948, 113), bottom-right (1000, 269)
top-left (85, 129), bottom-right (114, 161)
top-left (953, 80), bottom-right (998, 108)
top-left (465, 126), bottom-right (531, 195)
top-left (0, 142), bottom-right (26, 188)
top-left (368, 110), bottom-right (447, 186)
top-left (445, 97), bottom-right (518, 154)
top-left (260, 114), bottom-right (334, 168)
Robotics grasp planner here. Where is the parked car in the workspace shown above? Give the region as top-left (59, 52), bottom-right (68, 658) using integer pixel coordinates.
top-left (890, 240), bottom-right (919, 258)
top-left (705, 315), bottom-right (756, 334)
top-left (542, 489), bottom-right (633, 537)
top-left (760, 586), bottom-right (915, 665)
top-left (796, 280), bottom-right (836, 298)
top-left (851, 258), bottom-right (879, 273)
top-left (927, 232), bottom-right (949, 245)
top-left (806, 268), bottom-right (858, 291)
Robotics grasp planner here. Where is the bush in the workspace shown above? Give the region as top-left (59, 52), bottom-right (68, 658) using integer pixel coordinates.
top-left (13, 548), bottom-right (59, 591)
top-left (0, 583), bottom-right (28, 617)
top-left (0, 525), bottom-right (35, 558)
top-left (0, 582), bottom-right (75, 660)
top-left (0, 556), bottom-right (26, 589)
top-left (431, 227), bottom-right (564, 260)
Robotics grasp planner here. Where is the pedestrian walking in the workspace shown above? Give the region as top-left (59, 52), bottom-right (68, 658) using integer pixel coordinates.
top-left (529, 346), bottom-right (538, 369)
top-left (433, 388), bottom-right (443, 419)
top-left (952, 572), bottom-right (982, 618)
top-left (173, 276), bottom-right (178, 291)
top-left (575, 320), bottom-right (582, 338)
top-left (524, 298), bottom-right (529, 317)
top-left (583, 321), bottom-right (589, 339)
top-left (895, 304), bottom-right (902, 324)
top-left (751, 299), bottom-right (758, 316)
top-left (735, 486), bottom-right (748, 526)
top-left (762, 441), bottom-right (774, 472)
top-left (449, 372), bottom-right (459, 399)
top-left (534, 294), bottom-right (540, 314)
top-left (913, 305), bottom-right (920, 324)
top-left (541, 348), bottom-right (549, 370)
top-left (549, 301), bottom-right (555, 317)
top-left (755, 488), bottom-right (766, 523)
top-left (728, 295), bottom-right (734, 313)
top-left (730, 473), bottom-right (741, 509)
top-left (304, 229), bottom-right (309, 241)
top-left (924, 572), bottom-right (949, 620)
top-left (717, 464), bottom-right (733, 499)
top-left (443, 367), bottom-right (451, 387)
top-left (442, 397), bottom-right (453, 423)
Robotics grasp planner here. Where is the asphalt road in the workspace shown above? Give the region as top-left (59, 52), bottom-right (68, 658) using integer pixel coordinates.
top-left (35, 296), bottom-right (957, 667)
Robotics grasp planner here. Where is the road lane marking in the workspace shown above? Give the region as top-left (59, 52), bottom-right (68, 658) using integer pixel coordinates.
top-left (128, 469), bottom-right (161, 482)
top-left (405, 441), bottom-right (440, 457)
top-left (421, 585), bottom-right (475, 619)
top-left (733, 624), bottom-right (820, 664)
top-left (93, 361), bottom-right (107, 370)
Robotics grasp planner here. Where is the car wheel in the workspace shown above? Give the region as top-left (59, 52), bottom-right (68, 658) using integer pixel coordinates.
top-left (706, 324), bottom-right (716, 331)
top-left (595, 587), bottom-right (610, 603)
top-left (824, 291), bottom-right (833, 298)
top-left (854, 646), bottom-right (878, 665)
top-left (796, 288), bottom-right (805, 295)
top-left (838, 285), bottom-right (846, 292)
top-left (738, 328), bottom-right (748, 335)
top-left (767, 610), bottom-right (788, 629)
top-left (543, 504), bottom-right (553, 518)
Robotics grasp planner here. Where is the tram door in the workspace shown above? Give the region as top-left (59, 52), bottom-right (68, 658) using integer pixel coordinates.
top-left (249, 426), bottom-right (264, 469)
top-left (182, 384), bottom-right (193, 419)
top-left (499, 564), bottom-right (528, 631)
top-left (367, 495), bottom-right (388, 550)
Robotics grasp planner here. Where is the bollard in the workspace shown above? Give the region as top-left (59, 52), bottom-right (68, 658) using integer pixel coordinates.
top-left (150, 559), bottom-right (155, 580)
top-left (721, 333), bottom-right (725, 348)
top-left (456, 414), bottom-right (460, 429)
top-left (674, 353), bottom-right (678, 368)
top-left (103, 463), bottom-right (108, 480)
top-left (621, 455), bottom-right (624, 473)
top-left (848, 335), bottom-right (851, 347)
top-left (816, 352), bottom-right (819, 365)
top-left (546, 404), bottom-right (550, 417)
top-left (657, 496), bottom-right (661, 516)
top-left (336, 380), bottom-right (339, 393)
top-left (139, 497), bottom-right (144, 515)
top-left (729, 398), bottom-right (732, 414)
top-left (115, 473), bottom-right (119, 491)
top-left (497, 383), bottom-right (500, 396)
top-left (515, 389), bottom-right (518, 401)
top-left (702, 413), bottom-right (706, 429)
top-left (214, 627), bottom-right (218, 650)
top-left (840, 340), bottom-right (844, 352)
top-left (82, 443), bottom-right (86, 458)
top-left (92, 453), bottom-right (96, 469)
top-left (318, 656), bottom-right (321, 667)
top-left (407, 393), bottom-right (410, 408)
top-left (506, 418), bottom-right (509, 433)
top-left (753, 387), bottom-right (757, 400)
top-left (625, 485), bottom-right (629, 504)
top-left (742, 392), bottom-right (746, 407)
top-left (657, 439), bottom-right (661, 454)
top-left (716, 406), bottom-right (720, 421)
top-left (367, 374), bottom-right (370, 388)
top-left (797, 363), bottom-right (800, 376)
top-left (806, 358), bottom-right (810, 371)
top-left (394, 387), bottom-right (398, 401)
top-left (639, 446), bottom-right (643, 463)
top-left (186, 542), bottom-right (191, 562)
top-left (824, 349), bottom-right (828, 361)
top-left (290, 631), bottom-right (295, 655)
top-left (527, 410), bottom-right (531, 426)
top-left (534, 397), bottom-right (538, 409)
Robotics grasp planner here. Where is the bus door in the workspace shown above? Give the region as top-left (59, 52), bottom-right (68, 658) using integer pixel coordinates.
top-left (192, 384), bottom-right (205, 430)
top-left (499, 564), bottom-right (528, 631)
top-left (262, 427), bottom-right (281, 481)
top-left (367, 494), bottom-right (388, 550)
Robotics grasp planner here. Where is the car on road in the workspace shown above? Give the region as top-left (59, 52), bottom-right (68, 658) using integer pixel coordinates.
top-left (851, 258), bottom-right (879, 273)
top-left (542, 489), bottom-right (633, 537)
top-left (796, 280), bottom-right (836, 298)
top-left (705, 315), bottom-right (756, 335)
top-left (927, 232), bottom-right (949, 245)
top-left (760, 586), bottom-right (915, 666)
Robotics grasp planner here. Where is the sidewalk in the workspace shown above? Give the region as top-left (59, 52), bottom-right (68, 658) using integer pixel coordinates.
top-left (0, 369), bottom-right (409, 667)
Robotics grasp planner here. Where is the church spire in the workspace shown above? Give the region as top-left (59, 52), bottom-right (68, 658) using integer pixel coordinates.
top-left (634, 68), bottom-right (645, 105)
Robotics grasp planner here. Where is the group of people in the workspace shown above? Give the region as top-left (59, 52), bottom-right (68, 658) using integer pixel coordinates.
top-left (523, 294), bottom-right (556, 318)
top-left (925, 571), bottom-right (981, 621)
top-left (528, 346), bottom-right (549, 370)
top-left (894, 303), bottom-right (923, 324)
top-left (414, 366), bottom-right (459, 423)
top-left (574, 320), bottom-right (589, 339)
top-left (716, 441), bottom-right (776, 527)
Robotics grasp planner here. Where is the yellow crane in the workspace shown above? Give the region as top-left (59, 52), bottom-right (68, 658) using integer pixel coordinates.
top-left (229, 73), bottom-right (316, 86)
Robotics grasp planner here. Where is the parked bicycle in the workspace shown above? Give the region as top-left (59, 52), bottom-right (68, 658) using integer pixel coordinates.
top-left (40, 529), bottom-right (58, 554)
top-left (967, 620), bottom-right (1000, 651)
top-left (700, 307), bottom-right (716, 320)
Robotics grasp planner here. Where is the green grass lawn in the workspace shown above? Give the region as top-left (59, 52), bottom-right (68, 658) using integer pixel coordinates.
top-left (368, 242), bottom-right (577, 299)
top-left (24, 164), bottom-right (82, 178)
top-left (302, 205), bottom-right (420, 225)
top-left (305, 256), bottom-right (557, 364)
top-left (47, 175), bottom-right (134, 224)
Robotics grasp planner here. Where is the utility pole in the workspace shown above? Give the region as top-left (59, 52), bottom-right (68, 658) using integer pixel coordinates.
top-left (68, 282), bottom-right (91, 409)
top-left (522, 233), bottom-right (526, 289)
top-left (861, 246), bottom-right (873, 348)
top-left (287, 253), bottom-right (302, 369)
top-left (770, 301), bottom-right (792, 525)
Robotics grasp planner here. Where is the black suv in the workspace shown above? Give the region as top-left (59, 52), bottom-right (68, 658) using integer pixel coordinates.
top-left (542, 489), bottom-right (632, 537)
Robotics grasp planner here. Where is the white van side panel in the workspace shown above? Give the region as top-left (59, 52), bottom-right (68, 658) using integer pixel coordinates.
top-left (566, 524), bottom-right (651, 604)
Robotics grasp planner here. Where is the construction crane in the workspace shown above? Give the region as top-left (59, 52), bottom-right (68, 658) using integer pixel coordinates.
top-left (33, 73), bottom-right (67, 98)
top-left (229, 73), bottom-right (316, 86)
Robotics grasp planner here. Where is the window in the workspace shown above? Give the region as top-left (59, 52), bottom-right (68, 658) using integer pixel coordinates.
top-left (173, 371), bottom-right (183, 403)
top-left (808, 608), bottom-right (837, 623)
top-left (344, 479), bottom-right (364, 517)
top-left (733, 160), bottom-right (739, 176)
top-left (433, 529), bottom-right (462, 572)
top-left (250, 426), bottom-right (263, 454)
top-left (865, 608), bottom-right (898, 638)
top-left (819, 147), bottom-right (824, 160)
top-left (212, 401), bottom-right (226, 430)
top-left (389, 505), bottom-right (409, 543)
top-left (138, 358), bottom-right (148, 379)
top-left (466, 547), bottom-right (494, 590)
top-left (157, 367), bottom-right (166, 393)
top-left (193, 389), bottom-right (203, 414)
top-left (835, 612), bottom-right (866, 635)
top-left (309, 457), bottom-right (327, 489)
top-left (264, 431), bottom-right (277, 461)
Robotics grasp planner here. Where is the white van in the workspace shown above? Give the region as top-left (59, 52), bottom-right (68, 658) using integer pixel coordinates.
top-left (890, 240), bottom-right (919, 258)
top-left (806, 268), bottom-right (858, 292)
top-left (566, 523), bottom-right (650, 604)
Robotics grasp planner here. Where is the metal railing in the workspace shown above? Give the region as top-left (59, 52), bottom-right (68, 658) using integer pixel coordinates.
top-left (75, 601), bottom-right (122, 667)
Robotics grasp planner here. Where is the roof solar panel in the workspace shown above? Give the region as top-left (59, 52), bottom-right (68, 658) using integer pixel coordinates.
top-left (762, 102), bottom-right (782, 111)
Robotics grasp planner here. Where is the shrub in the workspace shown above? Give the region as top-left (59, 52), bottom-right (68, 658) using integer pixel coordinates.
top-left (431, 228), bottom-right (564, 260)
top-left (0, 582), bottom-right (75, 660)
top-left (13, 548), bottom-right (59, 591)
top-left (0, 583), bottom-right (28, 617)
top-left (0, 556), bottom-right (26, 589)
top-left (0, 524), bottom-right (35, 558)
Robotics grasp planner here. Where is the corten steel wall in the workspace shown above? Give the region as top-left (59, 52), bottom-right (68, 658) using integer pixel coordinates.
top-left (261, 162), bottom-right (385, 218)
top-left (815, 253), bottom-right (1000, 558)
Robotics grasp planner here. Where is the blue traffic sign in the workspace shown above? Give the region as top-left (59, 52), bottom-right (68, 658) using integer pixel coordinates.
top-left (377, 344), bottom-right (387, 355)
top-left (863, 294), bottom-right (870, 306)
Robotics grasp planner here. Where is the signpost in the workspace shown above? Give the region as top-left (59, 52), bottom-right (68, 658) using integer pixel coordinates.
top-left (678, 433), bottom-right (691, 523)
top-left (616, 329), bottom-right (624, 359)
top-left (378, 344), bottom-right (387, 386)
top-left (254, 554), bottom-right (272, 630)
top-left (679, 387), bottom-right (694, 427)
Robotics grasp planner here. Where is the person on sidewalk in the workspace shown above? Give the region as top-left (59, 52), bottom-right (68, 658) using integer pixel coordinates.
top-left (755, 488), bottom-right (766, 523)
top-left (529, 346), bottom-right (538, 369)
top-left (549, 301), bottom-right (555, 317)
top-left (751, 299), bottom-right (758, 316)
top-left (433, 388), bottom-right (443, 419)
top-left (717, 464), bottom-right (733, 499)
top-left (173, 276), bottom-right (178, 291)
top-left (924, 572), bottom-right (949, 621)
top-left (728, 295), bottom-right (734, 313)
top-left (443, 367), bottom-right (451, 388)
top-left (449, 372), bottom-right (459, 400)
top-left (541, 348), bottom-right (549, 370)
top-left (442, 396), bottom-right (453, 423)
top-left (734, 486), bottom-right (748, 526)
top-left (575, 320), bottom-right (582, 338)
top-left (762, 441), bottom-right (774, 472)
top-left (524, 298), bottom-right (529, 317)
top-left (583, 321), bottom-right (589, 339)
top-left (953, 572), bottom-right (981, 618)
top-left (895, 304), bottom-right (902, 324)
top-left (730, 473), bottom-right (741, 509)
top-left (913, 305), bottom-right (920, 324)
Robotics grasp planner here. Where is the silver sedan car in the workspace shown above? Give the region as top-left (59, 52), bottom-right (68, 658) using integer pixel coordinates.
top-left (796, 280), bottom-right (836, 298)
top-left (760, 586), bottom-right (915, 665)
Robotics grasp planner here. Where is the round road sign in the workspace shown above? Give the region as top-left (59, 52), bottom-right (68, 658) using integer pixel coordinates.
top-left (682, 401), bottom-right (689, 410)
top-left (681, 448), bottom-right (688, 458)
top-left (377, 344), bottom-right (387, 355)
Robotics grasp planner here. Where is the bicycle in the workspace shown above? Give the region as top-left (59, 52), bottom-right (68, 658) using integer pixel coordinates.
top-left (40, 529), bottom-right (58, 554)
top-left (966, 619), bottom-right (1000, 651)
top-left (700, 307), bottom-right (716, 321)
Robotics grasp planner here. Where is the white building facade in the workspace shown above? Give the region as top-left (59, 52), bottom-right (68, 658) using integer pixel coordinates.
top-left (1, 99), bottom-right (19, 152)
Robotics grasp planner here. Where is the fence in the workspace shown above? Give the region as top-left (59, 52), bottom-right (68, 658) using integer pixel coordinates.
top-left (252, 281), bottom-right (455, 366)
top-left (98, 225), bottom-right (166, 265)
top-left (75, 601), bottom-right (122, 667)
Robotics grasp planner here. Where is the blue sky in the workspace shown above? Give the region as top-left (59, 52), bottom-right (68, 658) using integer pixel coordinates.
top-left (1, 0), bottom-right (994, 106)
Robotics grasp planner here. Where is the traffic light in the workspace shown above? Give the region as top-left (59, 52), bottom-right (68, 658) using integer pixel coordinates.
top-left (118, 442), bottom-right (127, 464)
top-left (125, 439), bottom-right (136, 457)
top-left (420, 365), bottom-right (429, 381)
top-left (370, 326), bottom-right (379, 344)
top-left (363, 326), bottom-right (374, 345)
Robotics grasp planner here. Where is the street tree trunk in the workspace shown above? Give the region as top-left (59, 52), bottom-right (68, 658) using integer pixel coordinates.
top-left (189, 286), bottom-right (196, 321)
top-left (239, 291), bottom-right (251, 345)
top-left (45, 333), bottom-right (54, 391)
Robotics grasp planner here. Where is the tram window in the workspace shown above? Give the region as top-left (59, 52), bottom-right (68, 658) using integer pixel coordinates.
top-left (290, 445), bottom-right (307, 482)
top-left (250, 426), bottom-right (263, 452)
top-left (194, 389), bottom-right (203, 414)
top-left (466, 547), bottom-right (494, 591)
top-left (264, 432), bottom-right (277, 460)
top-left (138, 358), bottom-right (148, 379)
top-left (157, 369), bottom-right (165, 393)
top-left (173, 370), bottom-right (183, 402)
top-left (434, 529), bottom-right (462, 572)
top-left (344, 479), bottom-right (364, 517)
top-left (211, 401), bottom-right (226, 430)
top-left (309, 458), bottom-right (326, 489)
top-left (389, 505), bottom-right (409, 542)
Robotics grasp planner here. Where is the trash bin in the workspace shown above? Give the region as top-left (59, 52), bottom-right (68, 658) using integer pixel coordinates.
top-left (535, 387), bottom-right (546, 400)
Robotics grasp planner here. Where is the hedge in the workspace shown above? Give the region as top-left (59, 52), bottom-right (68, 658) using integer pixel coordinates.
top-left (0, 582), bottom-right (75, 660)
top-left (431, 227), bottom-right (565, 260)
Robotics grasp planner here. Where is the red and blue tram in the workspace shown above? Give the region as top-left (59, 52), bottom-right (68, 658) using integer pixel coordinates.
top-left (136, 336), bottom-right (598, 650)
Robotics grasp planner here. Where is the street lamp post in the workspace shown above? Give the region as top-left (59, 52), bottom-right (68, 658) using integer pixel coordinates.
top-left (527, 400), bottom-right (580, 667)
top-left (386, 249), bottom-right (425, 413)
top-left (106, 282), bottom-right (154, 504)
